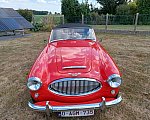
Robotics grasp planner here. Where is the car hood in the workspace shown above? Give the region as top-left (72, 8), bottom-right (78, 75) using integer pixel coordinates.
top-left (29, 40), bottom-right (120, 84)
top-left (56, 46), bottom-right (92, 73)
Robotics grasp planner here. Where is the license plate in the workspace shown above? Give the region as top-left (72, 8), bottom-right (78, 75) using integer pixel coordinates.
top-left (59, 109), bottom-right (94, 117)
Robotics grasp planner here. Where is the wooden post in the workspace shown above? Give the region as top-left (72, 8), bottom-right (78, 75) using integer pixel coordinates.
top-left (105, 13), bottom-right (109, 31)
top-left (32, 12), bottom-right (35, 25)
top-left (62, 15), bottom-right (64, 24)
top-left (134, 13), bottom-right (139, 32)
top-left (82, 14), bottom-right (84, 24)
top-left (22, 29), bottom-right (24, 36)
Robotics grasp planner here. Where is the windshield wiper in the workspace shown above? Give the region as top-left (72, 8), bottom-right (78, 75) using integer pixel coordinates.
top-left (51, 38), bottom-right (95, 42)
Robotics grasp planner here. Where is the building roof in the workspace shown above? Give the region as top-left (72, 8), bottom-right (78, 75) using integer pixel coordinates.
top-left (0, 8), bottom-right (33, 32)
top-left (53, 23), bottom-right (91, 29)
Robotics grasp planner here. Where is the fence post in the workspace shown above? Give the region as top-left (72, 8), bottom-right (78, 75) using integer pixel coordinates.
top-left (32, 12), bottom-right (35, 25)
top-left (62, 15), bottom-right (64, 24)
top-left (134, 13), bottom-right (139, 32)
top-left (105, 13), bottom-right (109, 31)
top-left (82, 14), bottom-right (84, 24)
top-left (52, 15), bottom-right (55, 25)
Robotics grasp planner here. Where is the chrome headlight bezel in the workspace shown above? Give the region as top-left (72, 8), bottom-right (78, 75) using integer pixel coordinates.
top-left (27, 77), bottom-right (42, 91)
top-left (107, 74), bottom-right (122, 88)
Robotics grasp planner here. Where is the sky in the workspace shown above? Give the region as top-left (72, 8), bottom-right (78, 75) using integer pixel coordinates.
top-left (0, 0), bottom-right (100, 14)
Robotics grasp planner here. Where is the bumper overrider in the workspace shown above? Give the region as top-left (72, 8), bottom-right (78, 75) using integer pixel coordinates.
top-left (28, 96), bottom-right (122, 112)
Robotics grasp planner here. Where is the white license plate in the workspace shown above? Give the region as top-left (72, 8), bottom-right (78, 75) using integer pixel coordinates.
top-left (59, 109), bottom-right (94, 117)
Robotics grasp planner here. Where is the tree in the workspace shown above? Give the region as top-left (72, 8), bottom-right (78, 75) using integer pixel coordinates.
top-left (137, 0), bottom-right (150, 14)
top-left (128, 1), bottom-right (137, 15)
top-left (61, 0), bottom-right (92, 22)
top-left (80, 0), bottom-right (90, 17)
top-left (116, 1), bottom-right (137, 15)
top-left (96, 0), bottom-right (126, 14)
top-left (61, 0), bottom-right (81, 22)
top-left (33, 10), bottom-right (48, 15)
top-left (116, 4), bottom-right (130, 15)
top-left (17, 9), bottom-right (32, 22)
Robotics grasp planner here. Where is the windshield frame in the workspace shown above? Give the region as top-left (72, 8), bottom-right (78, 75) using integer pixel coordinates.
top-left (49, 27), bottom-right (96, 43)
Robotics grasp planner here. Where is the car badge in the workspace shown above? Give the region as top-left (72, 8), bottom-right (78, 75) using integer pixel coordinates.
top-left (68, 73), bottom-right (81, 77)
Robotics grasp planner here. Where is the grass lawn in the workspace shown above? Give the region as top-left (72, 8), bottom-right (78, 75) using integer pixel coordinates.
top-left (92, 25), bottom-right (150, 31)
top-left (0, 32), bottom-right (150, 120)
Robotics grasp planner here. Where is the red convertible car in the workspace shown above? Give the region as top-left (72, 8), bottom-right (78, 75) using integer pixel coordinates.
top-left (27, 23), bottom-right (122, 117)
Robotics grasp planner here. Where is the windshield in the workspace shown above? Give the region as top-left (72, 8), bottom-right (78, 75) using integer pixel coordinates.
top-left (50, 27), bottom-right (96, 42)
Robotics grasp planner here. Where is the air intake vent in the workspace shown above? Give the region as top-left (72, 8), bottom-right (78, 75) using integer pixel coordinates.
top-left (49, 78), bottom-right (101, 96)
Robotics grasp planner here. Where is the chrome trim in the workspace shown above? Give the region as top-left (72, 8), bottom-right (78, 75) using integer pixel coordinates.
top-left (51, 38), bottom-right (96, 43)
top-left (51, 102), bottom-right (103, 111)
top-left (107, 74), bottom-right (122, 88)
top-left (48, 78), bottom-right (102, 96)
top-left (51, 78), bottom-right (99, 83)
top-left (105, 96), bottom-right (122, 106)
top-left (28, 101), bottom-right (46, 111)
top-left (27, 77), bottom-right (42, 91)
top-left (28, 77), bottom-right (42, 84)
top-left (62, 66), bottom-right (87, 69)
top-left (28, 96), bottom-right (122, 112)
top-left (46, 101), bottom-right (51, 118)
top-left (108, 74), bottom-right (121, 80)
top-left (101, 97), bottom-right (106, 111)
top-left (68, 73), bottom-right (81, 77)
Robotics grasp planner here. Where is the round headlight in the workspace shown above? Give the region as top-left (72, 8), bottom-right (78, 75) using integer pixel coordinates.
top-left (107, 74), bottom-right (122, 88)
top-left (27, 77), bottom-right (42, 91)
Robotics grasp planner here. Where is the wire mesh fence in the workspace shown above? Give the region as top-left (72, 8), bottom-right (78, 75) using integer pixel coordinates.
top-left (84, 14), bottom-right (150, 31)
top-left (64, 16), bottom-right (83, 24)
top-left (138, 14), bottom-right (150, 25)
top-left (32, 13), bottom-right (150, 32)
top-left (107, 15), bottom-right (135, 25)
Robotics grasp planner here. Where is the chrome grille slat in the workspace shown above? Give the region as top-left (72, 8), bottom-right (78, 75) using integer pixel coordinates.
top-left (72, 80), bottom-right (75, 95)
top-left (80, 80), bottom-right (84, 93)
top-left (67, 81), bottom-right (71, 94)
top-left (49, 78), bottom-right (101, 96)
top-left (84, 80), bottom-right (86, 92)
top-left (74, 80), bottom-right (77, 94)
top-left (78, 80), bottom-right (81, 94)
top-left (63, 81), bottom-right (67, 94)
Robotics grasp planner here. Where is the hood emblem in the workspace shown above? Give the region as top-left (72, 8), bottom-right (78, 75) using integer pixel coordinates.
top-left (68, 73), bottom-right (81, 77)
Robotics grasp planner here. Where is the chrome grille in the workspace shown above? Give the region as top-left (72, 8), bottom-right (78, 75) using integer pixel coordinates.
top-left (49, 78), bottom-right (101, 96)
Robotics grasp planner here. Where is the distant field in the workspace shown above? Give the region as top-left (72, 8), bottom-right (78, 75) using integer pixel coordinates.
top-left (92, 25), bottom-right (150, 31)
top-left (34, 15), bottom-right (63, 24)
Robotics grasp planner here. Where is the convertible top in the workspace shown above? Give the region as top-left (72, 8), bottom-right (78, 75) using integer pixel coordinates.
top-left (53, 23), bottom-right (91, 29)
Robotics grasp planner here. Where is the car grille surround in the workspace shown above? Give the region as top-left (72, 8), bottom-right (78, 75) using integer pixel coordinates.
top-left (49, 78), bottom-right (102, 96)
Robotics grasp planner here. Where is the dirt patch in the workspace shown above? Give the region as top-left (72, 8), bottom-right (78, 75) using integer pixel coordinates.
top-left (0, 32), bottom-right (149, 120)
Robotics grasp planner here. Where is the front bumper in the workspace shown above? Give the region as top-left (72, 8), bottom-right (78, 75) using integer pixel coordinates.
top-left (28, 96), bottom-right (122, 112)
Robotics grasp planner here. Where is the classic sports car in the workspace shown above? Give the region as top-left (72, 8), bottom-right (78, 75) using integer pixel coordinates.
top-left (27, 23), bottom-right (122, 117)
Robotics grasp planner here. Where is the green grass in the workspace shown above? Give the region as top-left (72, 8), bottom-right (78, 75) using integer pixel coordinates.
top-left (92, 25), bottom-right (150, 31)
top-left (34, 15), bottom-right (47, 23)
top-left (34, 15), bottom-right (62, 24)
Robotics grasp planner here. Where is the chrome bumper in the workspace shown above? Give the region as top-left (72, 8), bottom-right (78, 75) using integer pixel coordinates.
top-left (28, 96), bottom-right (122, 112)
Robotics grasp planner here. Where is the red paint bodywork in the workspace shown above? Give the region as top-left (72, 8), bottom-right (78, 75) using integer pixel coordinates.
top-left (28, 38), bottom-right (121, 105)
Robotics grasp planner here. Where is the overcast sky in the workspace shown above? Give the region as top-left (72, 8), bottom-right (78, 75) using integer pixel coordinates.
top-left (0, 0), bottom-right (99, 13)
